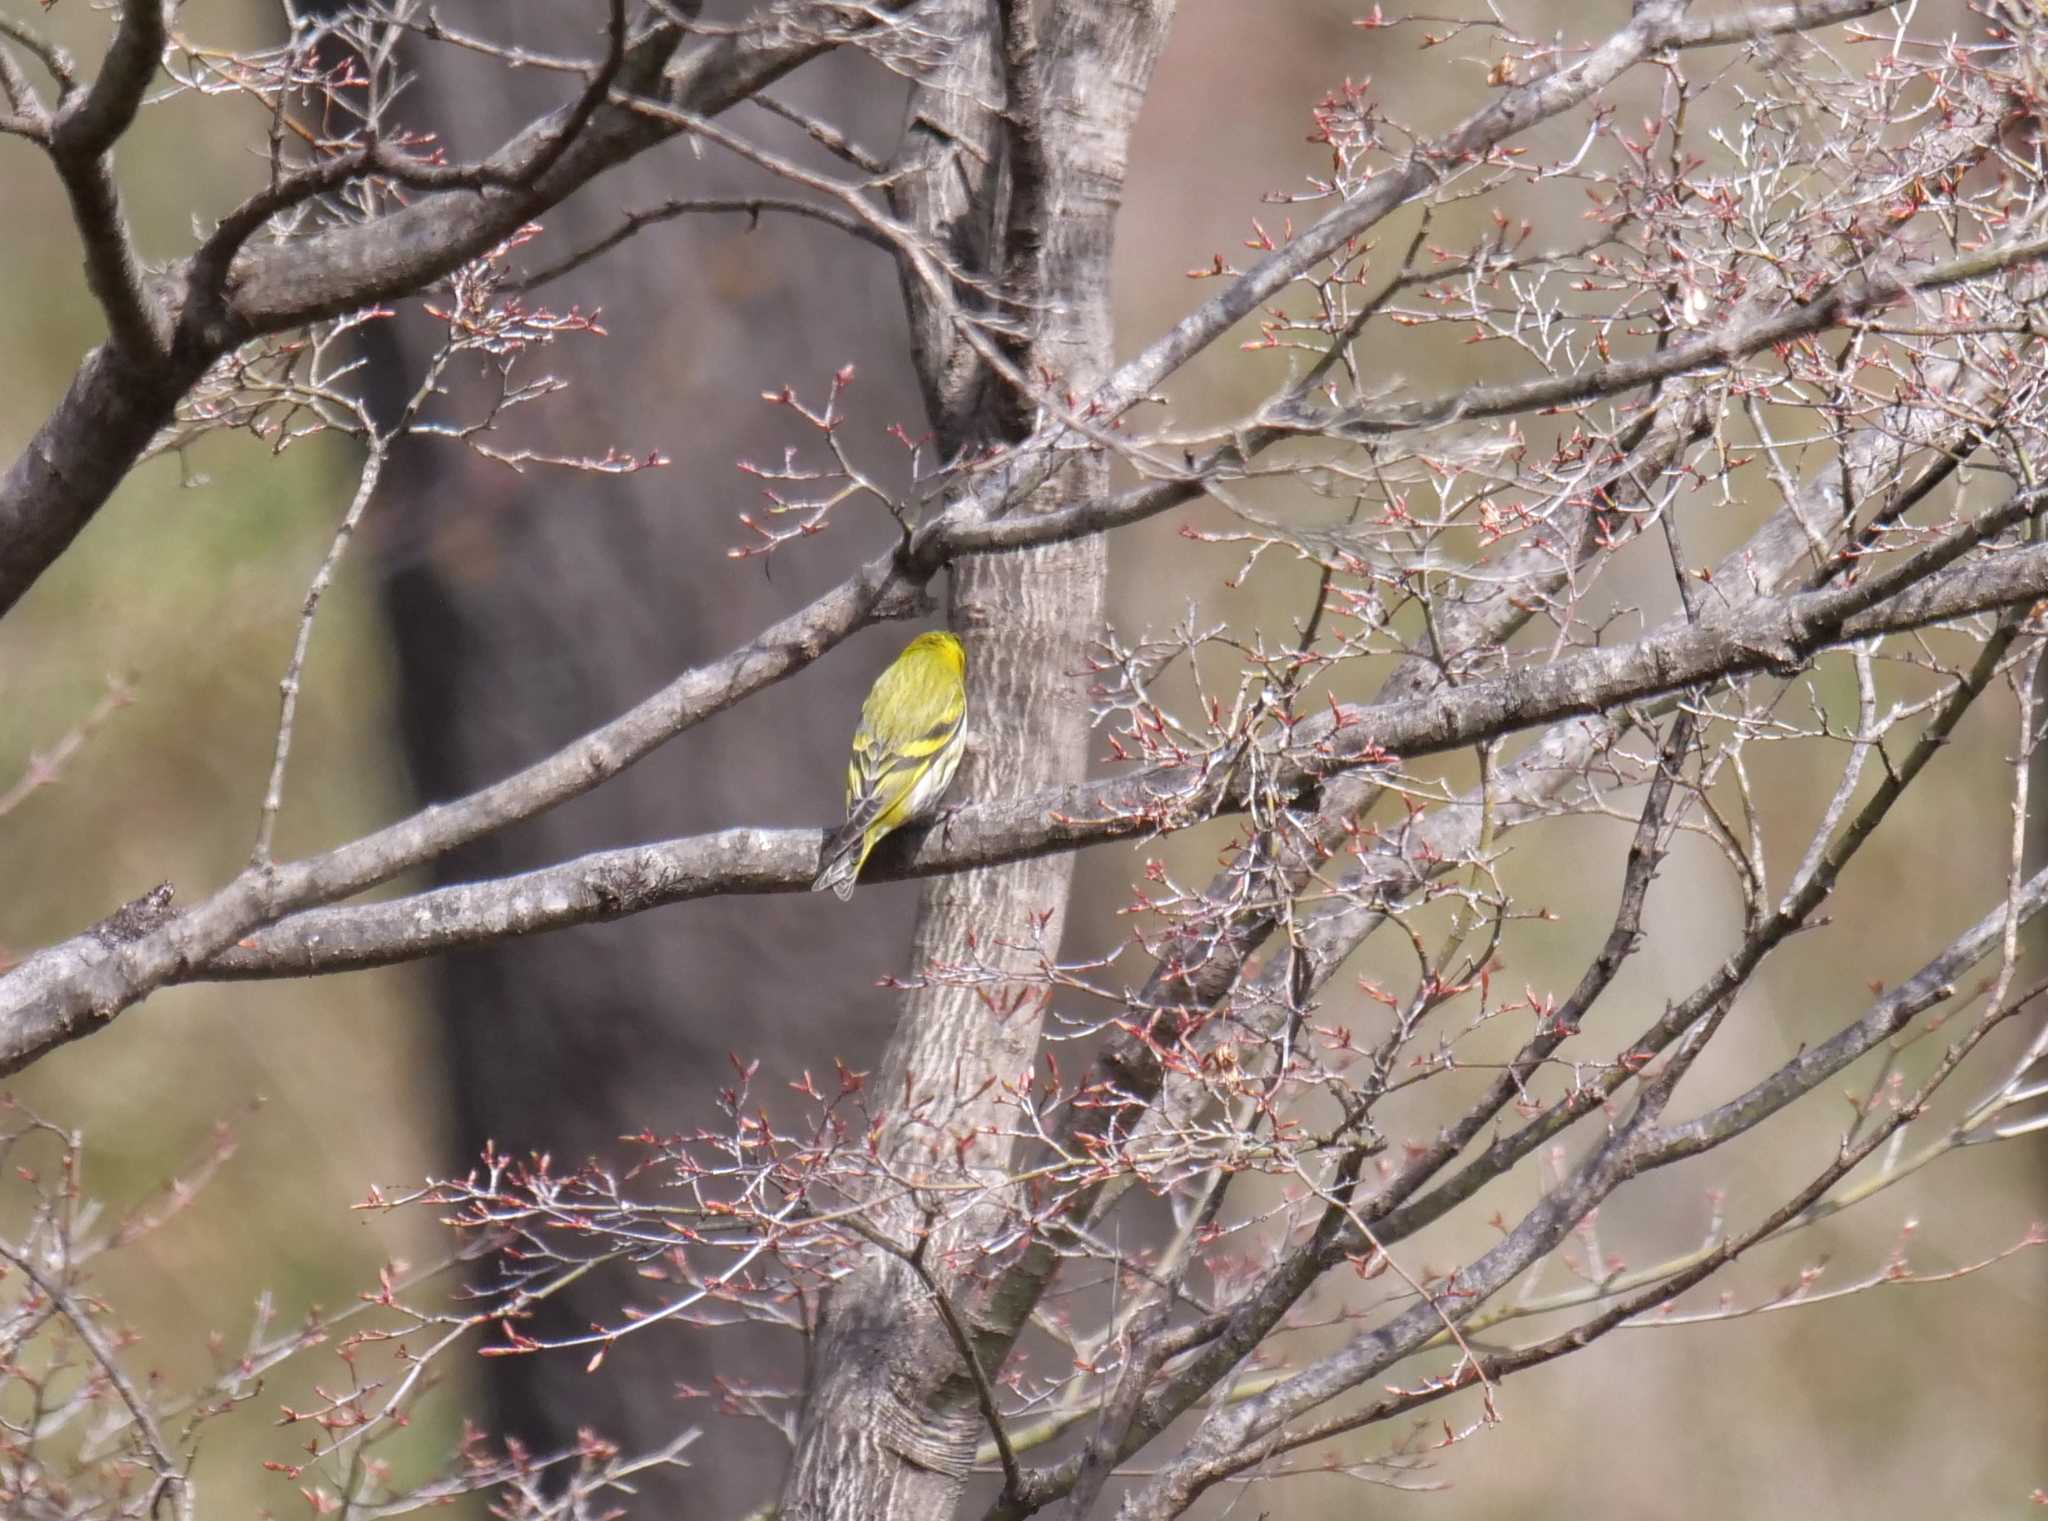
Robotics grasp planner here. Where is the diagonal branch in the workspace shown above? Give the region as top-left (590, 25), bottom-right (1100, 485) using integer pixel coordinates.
top-left (42, 0), bottom-right (168, 360)
top-left (1144, 968), bottom-right (2048, 1503)
top-left (0, 473), bottom-right (1976, 1047)
top-left (0, 3), bottom-right (868, 622)
top-left (0, 0), bottom-right (1927, 633)
top-left (50, 0), bottom-right (165, 154)
top-left (513, 195), bottom-right (899, 293)
top-left (138, 488), bottom-right (2042, 993)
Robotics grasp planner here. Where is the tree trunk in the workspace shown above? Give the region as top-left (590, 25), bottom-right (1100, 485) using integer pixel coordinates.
top-left (370, 6), bottom-right (928, 1512)
top-left (779, 6), bottom-right (1175, 1517)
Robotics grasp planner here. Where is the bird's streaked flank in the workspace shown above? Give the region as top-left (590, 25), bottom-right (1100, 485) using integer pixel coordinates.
top-left (812, 631), bottom-right (969, 900)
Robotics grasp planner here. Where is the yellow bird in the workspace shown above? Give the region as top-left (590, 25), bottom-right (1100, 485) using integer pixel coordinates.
top-left (812, 631), bottom-right (969, 900)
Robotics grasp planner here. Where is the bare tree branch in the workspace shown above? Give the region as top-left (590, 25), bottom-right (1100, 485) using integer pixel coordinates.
top-left (0, 3), bottom-right (864, 619)
top-left (515, 194), bottom-right (899, 292)
top-left (5, 5), bottom-right (2047, 1512)
top-left (0, 475), bottom-right (2034, 1071)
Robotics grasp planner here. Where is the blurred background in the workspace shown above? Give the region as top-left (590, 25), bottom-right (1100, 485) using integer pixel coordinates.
top-left (0, 0), bottom-right (2041, 1515)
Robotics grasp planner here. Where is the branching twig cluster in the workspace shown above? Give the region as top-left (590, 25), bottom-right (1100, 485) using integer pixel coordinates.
top-left (0, 1098), bottom-right (710, 1521)
top-left (2, 0), bottom-right (2047, 1517)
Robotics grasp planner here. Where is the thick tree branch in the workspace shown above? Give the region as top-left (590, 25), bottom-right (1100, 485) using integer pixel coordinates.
top-left (0, 342), bottom-right (205, 617)
top-left (211, 16), bottom-right (750, 331)
top-left (0, 13), bottom-right (78, 100)
top-left (168, 502), bottom-right (2041, 982)
top-left (0, 538), bottom-right (910, 1076)
top-left (0, 3), bottom-right (865, 621)
top-left (1669, 0), bottom-right (1898, 47)
top-left (3, 440), bottom-right (2038, 1080)
top-left (50, 0), bottom-right (163, 153)
top-left (43, 1), bottom-right (167, 361)
top-left (0, 38), bottom-right (50, 138)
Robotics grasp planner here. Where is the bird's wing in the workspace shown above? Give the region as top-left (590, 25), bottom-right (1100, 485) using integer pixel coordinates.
top-left (842, 706), bottom-right (960, 836)
top-left (843, 659), bottom-right (970, 831)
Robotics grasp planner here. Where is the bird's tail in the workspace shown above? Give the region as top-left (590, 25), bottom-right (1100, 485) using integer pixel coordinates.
top-left (811, 824), bottom-right (869, 901)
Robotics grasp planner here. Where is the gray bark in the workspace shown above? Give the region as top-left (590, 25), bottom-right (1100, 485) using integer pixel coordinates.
top-left (777, 5), bottom-right (1175, 1518)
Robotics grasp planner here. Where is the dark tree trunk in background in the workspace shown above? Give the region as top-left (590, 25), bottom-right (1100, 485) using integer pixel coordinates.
top-left (364, 6), bottom-right (925, 1509)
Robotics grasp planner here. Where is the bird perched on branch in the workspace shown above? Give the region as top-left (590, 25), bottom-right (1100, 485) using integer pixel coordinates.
top-left (811, 631), bottom-right (969, 900)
